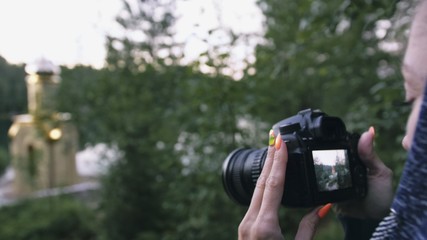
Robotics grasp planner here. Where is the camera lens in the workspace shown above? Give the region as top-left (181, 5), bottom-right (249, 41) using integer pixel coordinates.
top-left (222, 148), bottom-right (267, 206)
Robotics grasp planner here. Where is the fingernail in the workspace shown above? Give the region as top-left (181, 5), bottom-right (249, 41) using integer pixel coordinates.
top-left (317, 203), bottom-right (332, 219)
top-left (275, 134), bottom-right (282, 150)
top-left (269, 129), bottom-right (275, 146)
top-left (369, 126), bottom-right (375, 139)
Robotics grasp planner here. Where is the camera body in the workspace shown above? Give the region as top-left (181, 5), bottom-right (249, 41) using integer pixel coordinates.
top-left (222, 109), bottom-right (367, 208)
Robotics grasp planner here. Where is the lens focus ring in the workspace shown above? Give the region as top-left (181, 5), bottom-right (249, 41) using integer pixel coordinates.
top-left (251, 148), bottom-right (267, 185)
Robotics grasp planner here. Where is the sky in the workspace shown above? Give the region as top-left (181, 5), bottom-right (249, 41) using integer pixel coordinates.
top-left (0, 0), bottom-right (122, 68)
top-left (0, 0), bottom-right (263, 69)
top-left (312, 149), bottom-right (348, 166)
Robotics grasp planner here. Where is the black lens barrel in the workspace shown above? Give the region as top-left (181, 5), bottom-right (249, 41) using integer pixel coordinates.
top-left (222, 148), bottom-right (267, 206)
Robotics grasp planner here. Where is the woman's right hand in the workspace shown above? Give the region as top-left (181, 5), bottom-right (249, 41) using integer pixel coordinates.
top-left (335, 127), bottom-right (394, 219)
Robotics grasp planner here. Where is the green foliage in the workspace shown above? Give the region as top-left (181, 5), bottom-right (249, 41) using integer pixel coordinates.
top-left (89, 66), bottom-right (245, 239)
top-left (81, 0), bottom-right (410, 238)
top-left (0, 197), bottom-right (97, 240)
top-left (250, 0), bottom-right (398, 117)
top-left (0, 56), bottom-right (26, 148)
top-left (0, 0), bottom-right (416, 239)
top-left (245, 0), bottom-right (410, 237)
top-left (0, 56), bottom-right (26, 115)
top-left (0, 146), bottom-right (9, 175)
top-left (67, 1), bottom-right (249, 239)
top-left (249, 0), bottom-right (411, 184)
top-left (57, 65), bottom-right (107, 147)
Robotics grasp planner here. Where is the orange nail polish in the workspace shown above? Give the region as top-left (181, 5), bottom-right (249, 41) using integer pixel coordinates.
top-left (269, 129), bottom-right (275, 146)
top-left (317, 203), bottom-right (332, 219)
top-left (275, 134), bottom-right (282, 150)
top-left (369, 126), bottom-right (375, 138)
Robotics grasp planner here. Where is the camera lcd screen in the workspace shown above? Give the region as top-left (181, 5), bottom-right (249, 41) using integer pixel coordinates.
top-left (312, 149), bottom-right (352, 192)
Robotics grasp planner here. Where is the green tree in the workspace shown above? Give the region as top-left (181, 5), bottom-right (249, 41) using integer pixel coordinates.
top-left (81, 0), bottom-right (246, 239)
top-left (57, 65), bottom-right (106, 147)
top-left (51, 0), bottom-right (417, 239)
top-left (0, 56), bottom-right (26, 174)
top-left (0, 56), bottom-right (26, 149)
top-left (248, 0), bottom-right (401, 119)
top-left (243, 0), bottom-right (412, 238)
top-left (0, 56), bottom-right (26, 115)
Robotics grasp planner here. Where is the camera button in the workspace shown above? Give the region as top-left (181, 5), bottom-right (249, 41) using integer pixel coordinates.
top-left (279, 123), bottom-right (300, 135)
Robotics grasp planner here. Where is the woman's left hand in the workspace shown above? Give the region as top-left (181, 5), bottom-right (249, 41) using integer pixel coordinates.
top-left (238, 132), bottom-right (331, 240)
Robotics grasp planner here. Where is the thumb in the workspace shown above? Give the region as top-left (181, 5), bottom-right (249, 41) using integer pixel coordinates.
top-left (358, 127), bottom-right (386, 175)
top-left (295, 204), bottom-right (332, 240)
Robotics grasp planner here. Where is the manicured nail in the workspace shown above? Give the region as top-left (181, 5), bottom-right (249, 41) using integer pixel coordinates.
top-left (275, 134), bottom-right (282, 150)
top-left (317, 203), bottom-right (332, 219)
top-left (369, 126), bottom-right (375, 138)
top-left (269, 129), bottom-right (275, 146)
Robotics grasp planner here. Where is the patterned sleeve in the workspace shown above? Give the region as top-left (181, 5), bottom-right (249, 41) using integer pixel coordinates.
top-left (369, 82), bottom-right (427, 239)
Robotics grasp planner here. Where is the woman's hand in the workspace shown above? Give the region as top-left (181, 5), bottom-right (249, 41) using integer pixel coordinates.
top-left (335, 127), bottom-right (394, 219)
top-left (238, 131), bottom-right (331, 240)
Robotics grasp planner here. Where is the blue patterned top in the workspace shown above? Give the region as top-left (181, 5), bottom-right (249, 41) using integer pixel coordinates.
top-left (371, 83), bottom-right (427, 239)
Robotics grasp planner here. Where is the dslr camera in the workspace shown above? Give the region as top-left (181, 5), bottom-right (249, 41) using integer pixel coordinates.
top-left (222, 109), bottom-right (367, 208)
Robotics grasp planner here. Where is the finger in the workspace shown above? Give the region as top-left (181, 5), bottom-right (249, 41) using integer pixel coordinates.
top-left (244, 130), bottom-right (277, 219)
top-left (358, 127), bottom-right (385, 172)
top-left (258, 134), bottom-right (288, 220)
top-left (295, 204), bottom-right (331, 240)
top-left (246, 145), bottom-right (276, 215)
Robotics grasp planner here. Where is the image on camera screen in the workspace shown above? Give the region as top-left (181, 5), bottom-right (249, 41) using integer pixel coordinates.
top-left (312, 149), bottom-right (352, 192)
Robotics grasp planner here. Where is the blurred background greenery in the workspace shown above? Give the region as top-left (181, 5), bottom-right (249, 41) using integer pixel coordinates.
top-left (0, 0), bottom-right (417, 239)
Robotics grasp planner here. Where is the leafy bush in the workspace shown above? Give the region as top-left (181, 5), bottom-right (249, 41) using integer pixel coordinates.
top-left (0, 197), bottom-right (98, 240)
